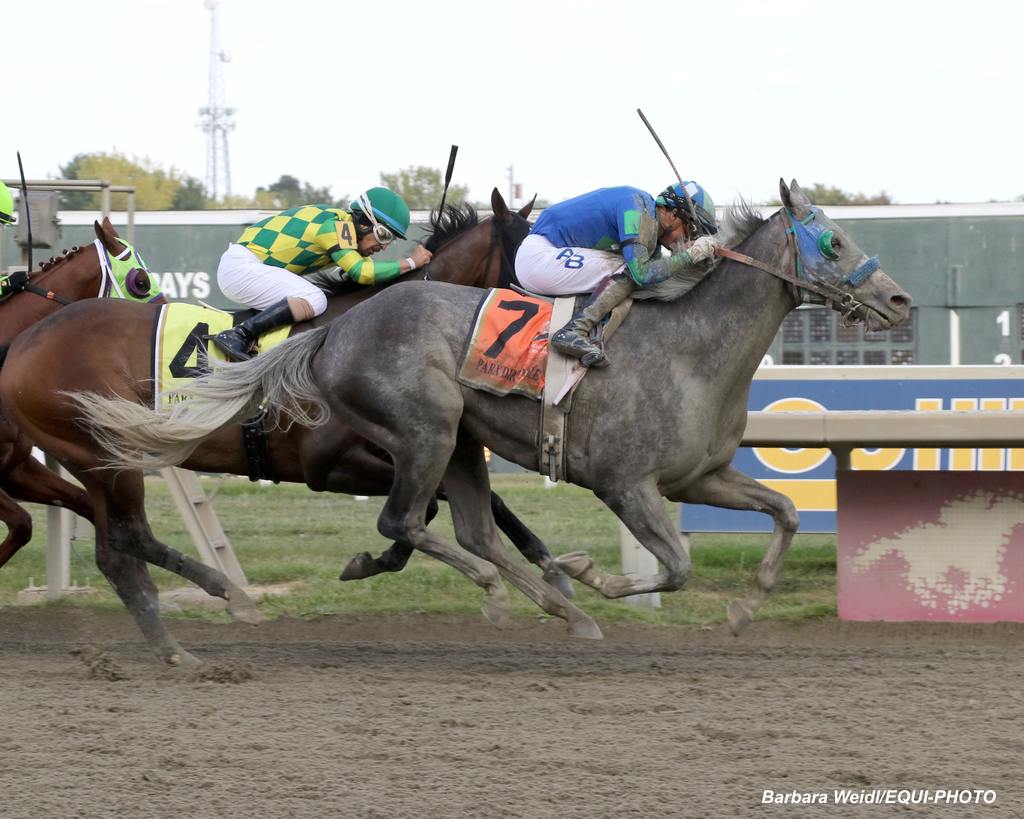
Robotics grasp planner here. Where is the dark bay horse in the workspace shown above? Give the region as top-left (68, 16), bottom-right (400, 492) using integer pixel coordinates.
top-left (0, 188), bottom-right (562, 664)
top-left (81, 180), bottom-right (912, 638)
top-left (0, 219), bottom-right (161, 565)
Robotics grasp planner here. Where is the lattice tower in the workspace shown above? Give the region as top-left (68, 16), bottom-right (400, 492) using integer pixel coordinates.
top-left (197, 0), bottom-right (235, 200)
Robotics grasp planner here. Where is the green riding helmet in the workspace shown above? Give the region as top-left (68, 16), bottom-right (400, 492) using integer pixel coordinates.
top-left (655, 180), bottom-right (718, 235)
top-left (350, 187), bottom-right (410, 240)
top-left (0, 181), bottom-right (15, 226)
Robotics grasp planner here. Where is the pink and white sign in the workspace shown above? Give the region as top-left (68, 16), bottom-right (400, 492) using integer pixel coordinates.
top-left (837, 472), bottom-right (1024, 622)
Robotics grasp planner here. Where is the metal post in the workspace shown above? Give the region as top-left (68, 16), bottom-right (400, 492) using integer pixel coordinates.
top-left (126, 191), bottom-right (136, 243)
top-left (43, 456), bottom-right (71, 600)
top-left (100, 183), bottom-right (111, 221)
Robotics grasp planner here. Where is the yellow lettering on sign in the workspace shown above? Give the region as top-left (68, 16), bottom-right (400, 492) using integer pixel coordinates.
top-left (752, 397), bottom-right (831, 474)
top-left (913, 398), bottom-right (942, 470)
top-left (851, 446), bottom-right (906, 471)
top-left (979, 398), bottom-right (1008, 470)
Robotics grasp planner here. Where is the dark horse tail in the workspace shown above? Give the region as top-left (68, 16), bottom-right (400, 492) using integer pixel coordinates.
top-left (69, 326), bottom-right (333, 470)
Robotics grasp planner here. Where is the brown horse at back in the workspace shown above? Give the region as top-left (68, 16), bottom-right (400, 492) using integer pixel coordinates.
top-left (0, 188), bottom-right (558, 663)
top-left (0, 218), bottom-right (161, 565)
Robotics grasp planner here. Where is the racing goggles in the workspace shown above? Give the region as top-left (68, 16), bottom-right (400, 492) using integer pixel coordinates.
top-left (354, 192), bottom-right (396, 246)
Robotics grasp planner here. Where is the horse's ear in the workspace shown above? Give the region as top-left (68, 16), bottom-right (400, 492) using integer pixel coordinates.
top-left (779, 178), bottom-right (811, 217)
top-left (95, 217), bottom-right (124, 253)
top-left (491, 187), bottom-right (511, 223)
top-left (517, 194), bottom-right (537, 219)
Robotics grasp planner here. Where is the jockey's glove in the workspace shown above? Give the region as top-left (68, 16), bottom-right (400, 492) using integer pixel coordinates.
top-left (687, 235), bottom-right (720, 264)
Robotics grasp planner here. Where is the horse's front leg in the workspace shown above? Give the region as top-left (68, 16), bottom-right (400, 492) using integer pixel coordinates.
top-left (670, 465), bottom-right (799, 634)
top-left (554, 480), bottom-right (691, 598)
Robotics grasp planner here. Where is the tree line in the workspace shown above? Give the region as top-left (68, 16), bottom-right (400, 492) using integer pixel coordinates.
top-left (55, 152), bottom-right (471, 211)
top-left (58, 150), bottom-right (984, 211)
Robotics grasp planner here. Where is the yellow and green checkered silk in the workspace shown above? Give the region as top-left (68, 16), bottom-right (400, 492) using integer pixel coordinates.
top-left (237, 204), bottom-right (402, 285)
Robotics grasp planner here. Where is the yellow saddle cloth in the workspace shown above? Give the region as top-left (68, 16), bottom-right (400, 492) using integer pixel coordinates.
top-left (153, 303), bottom-right (291, 409)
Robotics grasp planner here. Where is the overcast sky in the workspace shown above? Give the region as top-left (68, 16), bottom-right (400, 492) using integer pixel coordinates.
top-left (3, 0), bottom-right (1021, 208)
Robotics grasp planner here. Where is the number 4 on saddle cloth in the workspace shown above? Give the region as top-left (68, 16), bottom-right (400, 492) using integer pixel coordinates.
top-left (154, 303), bottom-right (292, 409)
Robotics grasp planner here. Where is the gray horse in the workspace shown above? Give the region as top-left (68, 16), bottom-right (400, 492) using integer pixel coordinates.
top-left (74, 181), bottom-right (911, 637)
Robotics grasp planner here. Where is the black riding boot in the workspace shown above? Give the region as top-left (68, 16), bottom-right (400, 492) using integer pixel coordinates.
top-left (211, 299), bottom-right (295, 361)
top-left (550, 273), bottom-right (637, 368)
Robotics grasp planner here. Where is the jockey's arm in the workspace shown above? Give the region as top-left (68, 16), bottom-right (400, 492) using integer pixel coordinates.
top-left (621, 239), bottom-right (703, 287)
top-left (311, 216), bottom-right (404, 286)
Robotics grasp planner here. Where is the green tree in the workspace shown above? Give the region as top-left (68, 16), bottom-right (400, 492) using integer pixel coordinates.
top-left (768, 183), bottom-right (892, 206)
top-left (56, 151), bottom-right (203, 210)
top-left (170, 177), bottom-right (210, 210)
top-left (253, 175), bottom-right (342, 210)
top-left (379, 166), bottom-right (469, 210)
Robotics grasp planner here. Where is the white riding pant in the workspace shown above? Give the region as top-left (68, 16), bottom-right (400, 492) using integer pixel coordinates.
top-left (514, 234), bottom-right (627, 295)
top-left (217, 243), bottom-right (328, 315)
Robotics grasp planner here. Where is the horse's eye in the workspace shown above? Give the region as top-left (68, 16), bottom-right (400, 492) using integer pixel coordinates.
top-left (818, 230), bottom-right (841, 260)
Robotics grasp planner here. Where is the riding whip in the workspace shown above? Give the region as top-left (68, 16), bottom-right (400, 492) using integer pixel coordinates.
top-left (437, 144), bottom-right (459, 216)
top-left (16, 151), bottom-right (33, 273)
top-left (635, 108), bottom-right (707, 236)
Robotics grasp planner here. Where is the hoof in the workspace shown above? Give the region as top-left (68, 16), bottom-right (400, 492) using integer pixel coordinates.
top-left (727, 600), bottom-right (753, 636)
top-left (554, 550), bottom-right (593, 580)
top-left (226, 588), bottom-right (262, 625)
top-left (568, 613), bottom-right (604, 640)
top-left (339, 552), bottom-right (380, 581)
top-left (481, 599), bottom-right (510, 628)
top-left (167, 649), bottom-right (201, 667)
top-left (542, 562), bottom-right (576, 599)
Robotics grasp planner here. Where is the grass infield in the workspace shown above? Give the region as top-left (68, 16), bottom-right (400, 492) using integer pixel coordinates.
top-left (0, 474), bottom-right (837, 625)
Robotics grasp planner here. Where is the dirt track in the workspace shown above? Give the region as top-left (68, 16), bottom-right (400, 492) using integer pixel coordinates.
top-left (1, 609), bottom-right (1022, 818)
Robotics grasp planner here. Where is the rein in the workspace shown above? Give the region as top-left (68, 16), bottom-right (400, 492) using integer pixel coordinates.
top-left (715, 210), bottom-right (870, 324)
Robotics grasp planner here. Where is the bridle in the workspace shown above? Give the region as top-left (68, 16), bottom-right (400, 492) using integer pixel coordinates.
top-left (715, 208), bottom-right (880, 325)
top-left (0, 239), bottom-right (154, 307)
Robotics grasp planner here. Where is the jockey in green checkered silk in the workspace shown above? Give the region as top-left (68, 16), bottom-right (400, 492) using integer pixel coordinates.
top-left (212, 187), bottom-right (432, 360)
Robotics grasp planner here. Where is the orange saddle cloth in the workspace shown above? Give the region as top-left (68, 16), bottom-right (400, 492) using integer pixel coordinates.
top-left (457, 289), bottom-right (552, 400)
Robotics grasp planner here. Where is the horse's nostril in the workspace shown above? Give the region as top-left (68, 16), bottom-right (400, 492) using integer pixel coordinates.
top-left (891, 293), bottom-right (912, 309)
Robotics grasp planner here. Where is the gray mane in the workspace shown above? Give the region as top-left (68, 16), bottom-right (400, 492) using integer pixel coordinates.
top-left (633, 199), bottom-right (769, 302)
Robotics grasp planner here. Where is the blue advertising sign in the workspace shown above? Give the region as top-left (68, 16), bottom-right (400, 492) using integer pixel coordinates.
top-left (680, 366), bottom-right (1024, 533)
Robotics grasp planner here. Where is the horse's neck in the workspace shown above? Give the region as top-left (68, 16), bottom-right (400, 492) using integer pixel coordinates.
top-left (668, 218), bottom-right (797, 382)
top-left (0, 247), bottom-right (104, 346)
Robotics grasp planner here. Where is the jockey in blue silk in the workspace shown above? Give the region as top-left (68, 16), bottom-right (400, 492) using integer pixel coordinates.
top-left (514, 182), bottom-right (720, 368)
top-left (211, 187), bottom-right (432, 361)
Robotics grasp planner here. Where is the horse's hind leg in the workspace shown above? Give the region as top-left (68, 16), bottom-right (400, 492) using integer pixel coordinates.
top-left (95, 472), bottom-right (261, 626)
top-left (672, 465), bottom-right (799, 635)
top-left (376, 460), bottom-right (511, 627)
top-left (443, 431), bottom-right (601, 639)
top-left (339, 497), bottom-right (440, 581)
top-left (488, 492), bottom-right (574, 598)
top-left (3, 453), bottom-right (93, 522)
top-left (555, 480), bottom-right (691, 599)
top-left (341, 491), bottom-right (574, 598)
top-left (0, 489), bottom-right (32, 569)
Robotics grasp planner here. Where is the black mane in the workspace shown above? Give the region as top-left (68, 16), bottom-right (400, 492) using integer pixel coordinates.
top-left (422, 203), bottom-right (479, 253)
